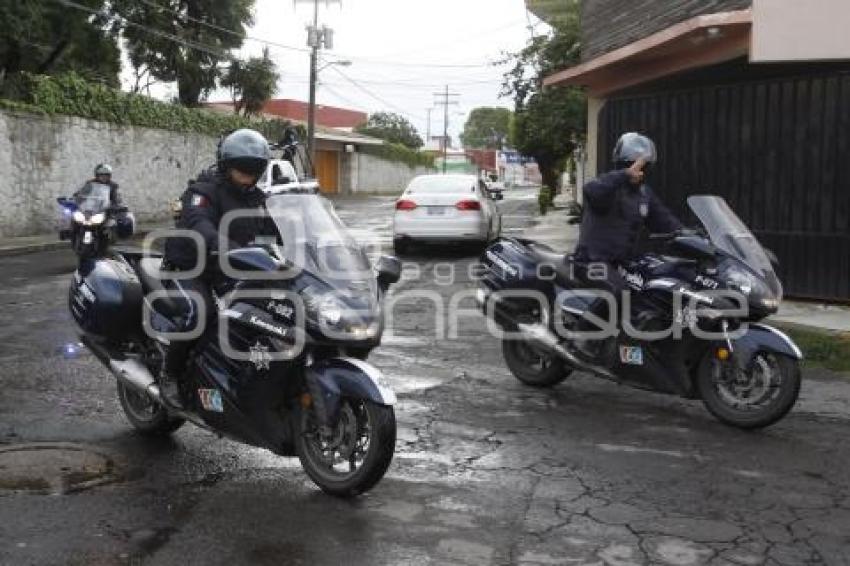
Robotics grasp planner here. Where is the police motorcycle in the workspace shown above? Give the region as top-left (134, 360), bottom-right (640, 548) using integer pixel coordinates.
top-left (57, 182), bottom-right (132, 260)
top-left (477, 195), bottom-right (801, 429)
top-left (70, 187), bottom-right (403, 497)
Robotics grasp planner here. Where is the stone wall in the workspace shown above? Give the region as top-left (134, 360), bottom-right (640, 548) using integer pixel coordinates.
top-left (352, 152), bottom-right (435, 195)
top-left (581, 0), bottom-right (751, 61)
top-left (0, 109), bottom-right (217, 237)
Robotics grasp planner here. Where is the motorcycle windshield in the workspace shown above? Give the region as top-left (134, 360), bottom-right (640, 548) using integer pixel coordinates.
top-left (265, 193), bottom-right (374, 288)
top-left (75, 183), bottom-right (111, 214)
top-left (687, 196), bottom-right (781, 296)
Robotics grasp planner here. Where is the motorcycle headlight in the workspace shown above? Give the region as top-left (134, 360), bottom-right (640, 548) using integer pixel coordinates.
top-left (89, 212), bottom-right (106, 225)
top-left (303, 287), bottom-right (378, 340)
top-left (724, 264), bottom-right (777, 314)
top-left (725, 265), bottom-right (757, 296)
top-left (303, 287), bottom-right (344, 327)
top-left (72, 211), bottom-right (86, 223)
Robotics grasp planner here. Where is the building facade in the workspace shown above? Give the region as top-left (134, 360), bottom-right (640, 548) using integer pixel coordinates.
top-left (532, 0), bottom-right (850, 300)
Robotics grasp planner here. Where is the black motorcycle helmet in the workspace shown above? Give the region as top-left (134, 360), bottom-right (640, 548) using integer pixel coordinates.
top-left (217, 129), bottom-right (271, 177)
top-left (612, 132), bottom-right (657, 172)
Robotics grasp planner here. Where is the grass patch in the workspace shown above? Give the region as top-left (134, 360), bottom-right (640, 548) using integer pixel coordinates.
top-left (781, 325), bottom-right (850, 374)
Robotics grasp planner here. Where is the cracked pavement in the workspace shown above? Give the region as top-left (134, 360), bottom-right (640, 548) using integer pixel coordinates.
top-left (1, 189), bottom-right (849, 565)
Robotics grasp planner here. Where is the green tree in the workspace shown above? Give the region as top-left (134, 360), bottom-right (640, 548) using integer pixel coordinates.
top-left (221, 47), bottom-right (279, 116)
top-left (355, 112), bottom-right (423, 150)
top-left (501, 2), bottom-right (585, 191)
top-left (460, 107), bottom-right (512, 149)
top-left (0, 0), bottom-right (121, 88)
top-left (115, 0), bottom-right (255, 107)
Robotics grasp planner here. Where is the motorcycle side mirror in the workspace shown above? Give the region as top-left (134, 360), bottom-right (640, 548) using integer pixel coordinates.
top-left (376, 255), bottom-right (402, 288)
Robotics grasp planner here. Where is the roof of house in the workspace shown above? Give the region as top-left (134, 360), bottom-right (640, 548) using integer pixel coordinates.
top-left (205, 99), bottom-right (368, 129)
top-left (543, 9), bottom-right (752, 96)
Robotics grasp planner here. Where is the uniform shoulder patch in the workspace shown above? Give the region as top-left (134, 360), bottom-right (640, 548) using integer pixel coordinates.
top-left (190, 193), bottom-right (210, 207)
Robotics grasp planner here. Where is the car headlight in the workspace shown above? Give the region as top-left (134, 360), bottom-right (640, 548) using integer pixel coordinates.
top-left (89, 212), bottom-right (106, 225)
top-left (72, 211), bottom-right (86, 223)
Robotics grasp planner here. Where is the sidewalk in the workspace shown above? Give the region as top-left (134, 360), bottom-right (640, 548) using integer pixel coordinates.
top-left (523, 192), bottom-right (850, 335)
top-left (0, 220), bottom-right (174, 257)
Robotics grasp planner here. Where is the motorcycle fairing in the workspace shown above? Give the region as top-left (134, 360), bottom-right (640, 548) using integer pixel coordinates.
top-left (305, 357), bottom-right (396, 425)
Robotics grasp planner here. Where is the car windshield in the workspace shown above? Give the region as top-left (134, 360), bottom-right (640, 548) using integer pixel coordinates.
top-left (407, 176), bottom-right (476, 194)
top-left (265, 194), bottom-right (371, 279)
top-left (75, 182), bottom-right (111, 213)
top-left (687, 196), bottom-right (781, 294)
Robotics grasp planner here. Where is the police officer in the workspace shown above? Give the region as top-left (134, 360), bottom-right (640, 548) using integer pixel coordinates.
top-left (159, 129), bottom-right (272, 408)
top-left (573, 132), bottom-right (682, 359)
top-left (74, 164), bottom-right (134, 237)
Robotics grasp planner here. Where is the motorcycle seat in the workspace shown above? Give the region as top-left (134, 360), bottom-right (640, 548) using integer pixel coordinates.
top-left (137, 258), bottom-right (184, 318)
top-left (528, 244), bottom-right (579, 285)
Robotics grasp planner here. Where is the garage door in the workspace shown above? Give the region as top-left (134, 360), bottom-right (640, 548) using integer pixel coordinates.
top-left (598, 71), bottom-right (850, 301)
top-left (314, 150), bottom-right (339, 194)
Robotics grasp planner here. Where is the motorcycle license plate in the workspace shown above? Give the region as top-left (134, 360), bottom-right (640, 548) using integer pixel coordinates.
top-left (427, 207), bottom-right (446, 215)
top-left (82, 231), bottom-right (93, 244)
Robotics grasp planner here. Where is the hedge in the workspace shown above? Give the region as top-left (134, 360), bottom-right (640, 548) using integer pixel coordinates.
top-left (360, 142), bottom-right (435, 169)
top-left (0, 72), bottom-right (299, 141)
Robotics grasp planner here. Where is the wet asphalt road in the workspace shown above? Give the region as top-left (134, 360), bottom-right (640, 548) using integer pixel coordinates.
top-left (1, 189), bottom-right (850, 566)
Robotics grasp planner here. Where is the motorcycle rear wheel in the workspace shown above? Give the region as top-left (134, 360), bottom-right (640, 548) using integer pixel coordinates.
top-left (296, 397), bottom-right (396, 497)
top-left (697, 351), bottom-right (801, 429)
top-left (117, 382), bottom-right (185, 436)
top-left (502, 337), bottom-right (570, 387)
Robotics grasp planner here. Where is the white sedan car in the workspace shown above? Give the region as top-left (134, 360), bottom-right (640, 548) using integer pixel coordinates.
top-left (392, 174), bottom-right (502, 254)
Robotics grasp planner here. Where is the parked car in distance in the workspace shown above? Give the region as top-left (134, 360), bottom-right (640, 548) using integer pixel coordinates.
top-left (392, 174), bottom-right (502, 255)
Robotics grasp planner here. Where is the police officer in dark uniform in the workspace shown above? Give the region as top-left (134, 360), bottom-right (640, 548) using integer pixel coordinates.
top-left (75, 164), bottom-right (135, 237)
top-left (573, 132), bottom-right (682, 358)
top-left (159, 129), bottom-right (272, 408)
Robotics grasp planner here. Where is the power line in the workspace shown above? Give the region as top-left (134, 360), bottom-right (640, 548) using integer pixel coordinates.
top-left (55, 0), bottom-right (237, 61)
top-left (328, 65), bottom-right (425, 122)
top-left (135, 0), bottom-right (310, 53)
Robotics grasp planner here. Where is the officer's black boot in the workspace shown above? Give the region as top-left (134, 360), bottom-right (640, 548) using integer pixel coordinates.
top-left (159, 343), bottom-right (188, 410)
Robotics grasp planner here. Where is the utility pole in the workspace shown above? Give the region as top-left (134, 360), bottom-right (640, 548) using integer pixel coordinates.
top-left (433, 86), bottom-right (459, 174)
top-left (298, 0), bottom-right (340, 176)
top-left (425, 108), bottom-right (433, 142)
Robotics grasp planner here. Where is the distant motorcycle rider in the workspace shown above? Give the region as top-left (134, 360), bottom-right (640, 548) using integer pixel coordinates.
top-left (573, 132), bottom-right (683, 358)
top-left (75, 164), bottom-right (134, 237)
top-left (159, 129), bottom-right (272, 408)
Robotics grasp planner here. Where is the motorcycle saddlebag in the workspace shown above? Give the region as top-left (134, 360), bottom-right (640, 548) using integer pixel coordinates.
top-left (69, 258), bottom-right (143, 340)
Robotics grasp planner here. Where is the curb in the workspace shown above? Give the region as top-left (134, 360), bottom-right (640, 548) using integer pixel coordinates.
top-left (0, 227), bottom-right (167, 259)
top-left (769, 320), bottom-right (850, 340)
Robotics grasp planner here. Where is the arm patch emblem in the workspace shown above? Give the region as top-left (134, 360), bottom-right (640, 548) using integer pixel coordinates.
top-left (191, 194), bottom-right (209, 207)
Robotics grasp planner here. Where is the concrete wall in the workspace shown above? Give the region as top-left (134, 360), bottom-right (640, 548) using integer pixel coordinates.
top-left (581, 0), bottom-right (750, 61)
top-left (350, 153), bottom-right (435, 195)
top-left (752, 0), bottom-right (850, 62)
top-left (0, 109), bottom-right (217, 237)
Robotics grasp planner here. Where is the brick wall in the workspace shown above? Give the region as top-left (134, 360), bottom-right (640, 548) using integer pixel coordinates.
top-left (581, 0), bottom-right (751, 61)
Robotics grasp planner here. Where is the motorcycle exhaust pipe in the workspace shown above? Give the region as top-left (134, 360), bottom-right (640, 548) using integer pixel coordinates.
top-left (516, 323), bottom-right (617, 380)
top-left (80, 335), bottom-right (210, 429)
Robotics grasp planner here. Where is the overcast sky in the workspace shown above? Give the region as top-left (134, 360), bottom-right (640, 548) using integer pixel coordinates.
top-left (125, 0), bottom-right (546, 144)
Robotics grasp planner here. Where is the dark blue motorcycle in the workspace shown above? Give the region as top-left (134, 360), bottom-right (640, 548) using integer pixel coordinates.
top-left (70, 191), bottom-right (401, 496)
top-left (478, 196), bottom-right (802, 429)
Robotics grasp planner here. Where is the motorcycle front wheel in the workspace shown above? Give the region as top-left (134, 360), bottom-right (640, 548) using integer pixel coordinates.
top-left (502, 337), bottom-right (570, 387)
top-left (296, 397), bottom-right (396, 497)
top-left (697, 351), bottom-right (801, 429)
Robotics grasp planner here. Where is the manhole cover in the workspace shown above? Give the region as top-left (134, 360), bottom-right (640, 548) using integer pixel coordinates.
top-left (0, 443), bottom-right (120, 495)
